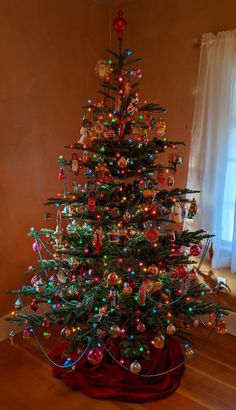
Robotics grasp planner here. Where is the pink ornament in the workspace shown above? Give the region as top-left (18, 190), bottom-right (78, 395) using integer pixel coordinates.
top-left (87, 347), bottom-right (104, 365)
top-left (32, 241), bottom-right (42, 252)
top-left (31, 274), bottom-right (41, 285)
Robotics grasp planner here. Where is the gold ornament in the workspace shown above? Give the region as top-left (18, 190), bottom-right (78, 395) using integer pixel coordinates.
top-left (185, 347), bottom-right (194, 359)
top-left (152, 280), bottom-right (163, 292)
top-left (132, 125), bottom-right (141, 135)
top-left (143, 189), bottom-right (155, 199)
top-left (167, 176), bottom-right (174, 187)
top-left (95, 59), bottom-right (111, 79)
top-left (123, 211), bottom-right (131, 222)
top-left (156, 118), bottom-right (166, 136)
top-left (123, 283), bottom-right (133, 296)
top-left (110, 325), bottom-right (121, 338)
top-left (108, 229), bottom-right (120, 243)
top-left (166, 323), bottom-right (176, 335)
top-left (147, 264), bottom-right (158, 275)
top-left (106, 271), bottom-right (119, 286)
top-left (153, 334), bottom-right (165, 349)
top-left (187, 198), bottom-right (198, 218)
top-left (115, 95), bottom-right (122, 111)
top-left (94, 123), bottom-right (104, 138)
top-left (75, 205), bottom-right (84, 214)
top-left (215, 319), bottom-right (228, 335)
top-left (97, 329), bottom-right (106, 338)
top-left (118, 156), bottom-right (128, 168)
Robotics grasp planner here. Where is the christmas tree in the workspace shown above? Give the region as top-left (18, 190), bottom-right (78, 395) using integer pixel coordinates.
top-left (8, 7), bottom-right (228, 402)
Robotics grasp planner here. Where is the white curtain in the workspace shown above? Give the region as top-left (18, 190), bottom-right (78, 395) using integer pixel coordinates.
top-left (185, 29), bottom-right (236, 272)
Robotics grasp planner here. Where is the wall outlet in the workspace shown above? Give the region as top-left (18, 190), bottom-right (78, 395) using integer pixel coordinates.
top-left (217, 276), bottom-right (227, 285)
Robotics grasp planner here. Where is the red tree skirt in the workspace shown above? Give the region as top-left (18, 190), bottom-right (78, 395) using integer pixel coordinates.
top-left (50, 338), bottom-right (185, 402)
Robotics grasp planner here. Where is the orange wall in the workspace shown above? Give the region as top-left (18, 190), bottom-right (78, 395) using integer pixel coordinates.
top-left (116, 0), bottom-right (236, 188)
top-left (2, 0), bottom-right (236, 316)
top-left (0, 0), bottom-right (110, 315)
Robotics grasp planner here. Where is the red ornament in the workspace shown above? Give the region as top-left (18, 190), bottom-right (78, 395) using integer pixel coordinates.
top-left (93, 227), bottom-right (103, 256)
top-left (30, 299), bottom-right (39, 311)
top-left (43, 317), bottom-right (50, 328)
top-left (189, 269), bottom-right (197, 281)
top-left (87, 347), bottom-right (104, 365)
top-left (113, 8), bottom-right (127, 40)
top-left (58, 167), bottom-right (64, 180)
top-left (175, 266), bottom-right (188, 278)
top-left (23, 328), bottom-right (31, 339)
top-left (137, 322), bottom-right (146, 332)
top-left (88, 193), bottom-right (96, 212)
top-left (104, 128), bottom-right (115, 139)
top-left (138, 287), bottom-right (146, 305)
top-left (145, 228), bottom-right (159, 243)
top-left (106, 271), bottom-right (118, 287)
top-left (158, 170), bottom-right (165, 184)
top-left (190, 245), bottom-right (201, 256)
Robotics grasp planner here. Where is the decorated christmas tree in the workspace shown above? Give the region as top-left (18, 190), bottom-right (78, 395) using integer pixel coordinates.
top-left (7, 7), bottom-right (228, 402)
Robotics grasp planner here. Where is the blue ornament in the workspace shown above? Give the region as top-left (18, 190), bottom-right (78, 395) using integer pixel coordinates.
top-left (63, 357), bottom-right (74, 369)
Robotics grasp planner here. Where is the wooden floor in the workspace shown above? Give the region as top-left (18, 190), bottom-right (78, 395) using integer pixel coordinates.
top-left (0, 327), bottom-right (236, 410)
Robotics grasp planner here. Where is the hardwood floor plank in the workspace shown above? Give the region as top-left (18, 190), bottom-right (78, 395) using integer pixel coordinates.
top-left (179, 368), bottom-right (236, 410)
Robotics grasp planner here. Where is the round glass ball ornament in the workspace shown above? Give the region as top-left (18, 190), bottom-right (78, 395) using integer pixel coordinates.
top-left (190, 245), bottom-right (201, 256)
top-left (130, 360), bottom-right (141, 374)
top-left (64, 357), bottom-right (76, 372)
top-left (110, 325), bottom-right (121, 338)
top-left (153, 334), bottom-right (165, 349)
top-left (166, 323), bottom-right (176, 335)
top-left (136, 322), bottom-right (146, 333)
top-left (60, 327), bottom-right (72, 338)
top-left (123, 283), bottom-right (133, 296)
top-left (113, 15), bottom-right (127, 34)
top-left (32, 241), bottom-right (42, 252)
top-left (87, 347), bottom-right (104, 365)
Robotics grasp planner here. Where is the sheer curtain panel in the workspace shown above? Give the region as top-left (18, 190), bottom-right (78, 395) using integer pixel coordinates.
top-left (186, 29), bottom-right (236, 272)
